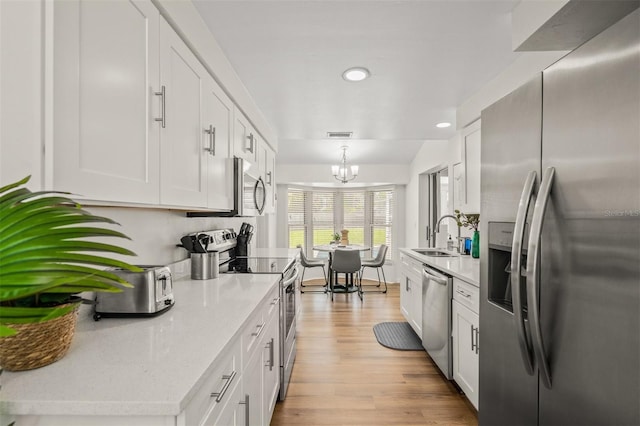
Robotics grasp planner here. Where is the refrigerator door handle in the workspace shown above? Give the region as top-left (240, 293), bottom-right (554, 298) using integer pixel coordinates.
top-left (511, 170), bottom-right (537, 375)
top-left (526, 166), bottom-right (555, 389)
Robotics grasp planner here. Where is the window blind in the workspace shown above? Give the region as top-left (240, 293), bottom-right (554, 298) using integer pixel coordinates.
top-left (370, 189), bottom-right (394, 258)
top-left (287, 189), bottom-right (306, 249)
top-left (286, 187), bottom-right (395, 260)
top-left (311, 191), bottom-right (335, 247)
top-left (342, 191), bottom-right (365, 245)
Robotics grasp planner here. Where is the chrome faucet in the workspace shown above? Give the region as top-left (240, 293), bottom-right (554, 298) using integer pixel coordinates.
top-left (435, 215), bottom-right (461, 252)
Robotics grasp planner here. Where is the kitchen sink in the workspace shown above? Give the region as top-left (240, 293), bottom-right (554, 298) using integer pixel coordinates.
top-left (411, 249), bottom-right (456, 257)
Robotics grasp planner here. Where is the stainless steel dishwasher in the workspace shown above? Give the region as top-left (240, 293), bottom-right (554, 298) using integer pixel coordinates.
top-left (421, 265), bottom-right (453, 379)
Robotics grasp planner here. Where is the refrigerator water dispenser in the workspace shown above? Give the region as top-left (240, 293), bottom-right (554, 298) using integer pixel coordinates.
top-left (488, 222), bottom-right (528, 314)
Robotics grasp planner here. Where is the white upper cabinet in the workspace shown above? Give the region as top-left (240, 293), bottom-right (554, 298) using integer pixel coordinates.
top-left (257, 135), bottom-right (267, 177)
top-left (233, 107), bottom-right (257, 164)
top-left (459, 120), bottom-right (481, 214)
top-left (264, 146), bottom-right (276, 214)
top-left (159, 18), bottom-right (208, 208)
top-left (51, 0), bottom-right (273, 211)
top-left (53, 0), bottom-right (160, 203)
top-left (203, 77), bottom-right (234, 210)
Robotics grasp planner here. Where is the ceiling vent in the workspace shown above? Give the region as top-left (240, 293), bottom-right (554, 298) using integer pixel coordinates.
top-left (327, 132), bottom-right (353, 139)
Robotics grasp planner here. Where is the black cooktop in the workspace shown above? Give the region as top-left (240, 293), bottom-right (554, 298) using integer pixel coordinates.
top-left (227, 257), bottom-right (295, 274)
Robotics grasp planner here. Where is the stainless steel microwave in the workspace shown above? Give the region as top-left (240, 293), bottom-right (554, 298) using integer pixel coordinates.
top-left (189, 157), bottom-right (264, 217)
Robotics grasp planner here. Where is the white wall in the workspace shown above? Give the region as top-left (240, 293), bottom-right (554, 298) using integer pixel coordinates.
top-left (404, 140), bottom-right (449, 248)
top-left (85, 206), bottom-right (256, 268)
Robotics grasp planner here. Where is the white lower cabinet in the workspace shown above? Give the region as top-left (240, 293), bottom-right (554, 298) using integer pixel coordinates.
top-left (207, 381), bottom-right (245, 426)
top-left (452, 278), bottom-right (479, 409)
top-left (244, 346), bottom-right (264, 426)
top-left (243, 286), bottom-right (280, 426)
top-left (262, 314), bottom-right (280, 422)
top-left (180, 334), bottom-right (241, 426)
top-left (399, 253), bottom-right (423, 337)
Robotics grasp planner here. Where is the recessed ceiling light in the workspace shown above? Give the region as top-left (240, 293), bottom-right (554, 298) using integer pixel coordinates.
top-left (436, 122), bottom-right (452, 128)
top-left (342, 67), bottom-right (370, 82)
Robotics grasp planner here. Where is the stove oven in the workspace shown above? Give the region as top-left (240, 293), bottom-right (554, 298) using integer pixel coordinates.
top-left (179, 228), bottom-right (299, 400)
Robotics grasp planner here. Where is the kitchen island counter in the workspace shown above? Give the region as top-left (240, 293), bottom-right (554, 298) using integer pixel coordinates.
top-left (0, 272), bottom-right (281, 418)
top-left (399, 248), bottom-right (479, 286)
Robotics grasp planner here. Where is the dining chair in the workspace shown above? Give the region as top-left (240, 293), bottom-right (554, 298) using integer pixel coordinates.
top-left (296, 245), bottom-right (328, 293)
top-left (360, 244), bottom-right (388, 293)
top-left (330, 249), bottom-right (362, 301)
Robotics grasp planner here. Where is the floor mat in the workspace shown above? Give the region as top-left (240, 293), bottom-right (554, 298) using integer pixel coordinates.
top-left (373, 322), bottom-right (424, 351)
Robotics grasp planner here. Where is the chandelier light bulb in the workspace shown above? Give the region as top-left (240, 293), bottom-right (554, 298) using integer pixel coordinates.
top-left (331, 146), bottom-right (358, 184)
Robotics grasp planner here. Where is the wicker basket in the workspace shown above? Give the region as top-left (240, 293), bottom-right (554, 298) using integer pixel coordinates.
top-left (0, 305), bottom-right (79, 371)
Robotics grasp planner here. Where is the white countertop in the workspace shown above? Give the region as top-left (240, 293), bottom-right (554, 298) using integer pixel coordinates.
top-left (0, 273), bottom-right (281, 417)
top-left (399, 248), bottom-right (480, 286)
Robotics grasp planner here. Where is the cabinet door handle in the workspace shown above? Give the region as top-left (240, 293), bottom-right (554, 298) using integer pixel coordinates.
top-left (265, 337), bottom-right (275, 371)
top-left (405, 277), bottom-right (410, 292)
top-left (470, 325), bottom-right (477, 353)
top-left (154, 86), bottom-right (166, 128)
top-left (270, 297), bottom-right (280, 306)
top-left (252, 322), bottom-right (266, 337)
top-left (204, 125), bottom-right (216, 155)
top-left (246, 133), bottom-right (255, 153)
top-left (210, 370), bottom-right (237, 402)
top-left (239, 394), bottom-right (250, 426)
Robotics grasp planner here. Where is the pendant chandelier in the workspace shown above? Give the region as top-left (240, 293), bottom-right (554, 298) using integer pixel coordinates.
top-left (331, 146), bottom-right (359, 184)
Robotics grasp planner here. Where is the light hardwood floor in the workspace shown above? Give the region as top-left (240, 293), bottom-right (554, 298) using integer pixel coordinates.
top-left (271, 280), bottom-right (478, 426)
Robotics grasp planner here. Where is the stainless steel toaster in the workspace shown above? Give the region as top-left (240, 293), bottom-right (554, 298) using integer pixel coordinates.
top-left (94, 265), bottom-right (174, 320)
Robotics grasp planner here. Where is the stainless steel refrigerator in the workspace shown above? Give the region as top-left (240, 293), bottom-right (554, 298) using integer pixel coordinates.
top-left (479, 9), bottom-right (639, 426)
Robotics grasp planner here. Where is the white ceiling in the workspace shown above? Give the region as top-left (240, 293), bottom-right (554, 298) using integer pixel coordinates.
top-left (192, 0), bottom-right (522, 165)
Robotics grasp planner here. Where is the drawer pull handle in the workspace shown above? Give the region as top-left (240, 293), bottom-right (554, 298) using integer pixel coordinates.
top-left (252, 322), bottom-right (266, 337)
top-left (270, 297), bottom-right (280, 306)
top-left (210, 370), bottom-right (237, 402)
top-left (456, 289), bottom-right (471, 298)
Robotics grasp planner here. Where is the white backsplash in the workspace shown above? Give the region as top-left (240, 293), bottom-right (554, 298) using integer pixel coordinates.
top-left (86, 206), bottom-right (257, 267)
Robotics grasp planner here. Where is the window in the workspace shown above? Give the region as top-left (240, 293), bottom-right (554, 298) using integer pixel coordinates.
top-left (311, 191), bottom-right (334, 248)
top-left (343, 191), bottom-right (365, 246)
top-left (287, 189), bottom-right (306, 249)
top-left (287, 187), bottom-right (395, 261)
top-left (370, 189), bottom-right (394, 258)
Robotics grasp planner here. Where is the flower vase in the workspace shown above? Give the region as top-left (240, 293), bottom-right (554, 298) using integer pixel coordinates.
top-left (471, 231), bottom-right (480, 258)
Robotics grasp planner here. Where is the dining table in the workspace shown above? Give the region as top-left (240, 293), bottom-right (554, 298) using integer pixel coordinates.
top-left (312, 244), bottom-right (370, 294)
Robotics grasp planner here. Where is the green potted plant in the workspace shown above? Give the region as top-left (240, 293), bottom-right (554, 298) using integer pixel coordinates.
top-left (331, 232), bottom-right (340, 244)
top-left (0, 176), bottom-right (140, 370)
top-left (455, 210), bottom-right (480, 258)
